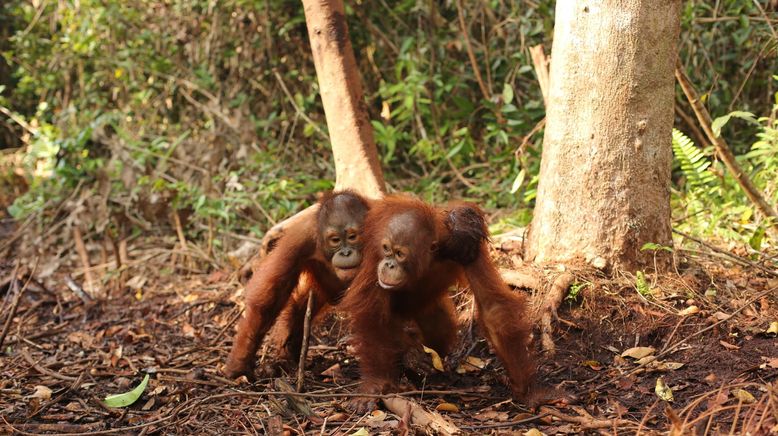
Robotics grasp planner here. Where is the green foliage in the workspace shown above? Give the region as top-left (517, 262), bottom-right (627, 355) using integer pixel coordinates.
top-left (635, 271), bottom-right (652, 297)
top-left (672, 82), bottom-right (778, 248)
top-left (0, 0), bottom-right (776, 253)
top-left (671, 129), bottom-right (716, 195)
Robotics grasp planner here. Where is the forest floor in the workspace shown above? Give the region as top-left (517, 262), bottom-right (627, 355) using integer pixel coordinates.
top-left (0, 221), bottom-right (777, 435)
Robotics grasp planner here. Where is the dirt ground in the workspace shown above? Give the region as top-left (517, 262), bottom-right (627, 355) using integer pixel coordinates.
top-left (1, 225), bottom-right (776, 435)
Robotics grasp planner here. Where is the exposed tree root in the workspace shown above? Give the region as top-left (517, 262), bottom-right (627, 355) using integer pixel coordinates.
top-left (499, 263), bottom-right (574, 356)
top-left (538, 272), bottom-right (574, 355)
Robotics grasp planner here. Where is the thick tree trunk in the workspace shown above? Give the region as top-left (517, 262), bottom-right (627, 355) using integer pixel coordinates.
top-left (302, 0), bottom-right (385, 199)
top-left (525, 1), bottom-right (682, 272)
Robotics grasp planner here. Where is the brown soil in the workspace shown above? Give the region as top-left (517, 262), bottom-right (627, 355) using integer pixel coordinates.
top-left (0, 244), bottom-right (776, 435)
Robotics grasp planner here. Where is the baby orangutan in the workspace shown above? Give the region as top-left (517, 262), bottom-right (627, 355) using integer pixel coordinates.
top-left (342, 195), bottom-right (535, 412)
top-left (224, 191), bottom-right (370, 379)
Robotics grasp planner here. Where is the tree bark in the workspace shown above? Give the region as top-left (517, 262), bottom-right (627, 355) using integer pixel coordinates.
top-left (302, 0), bottom-right (385, 199)
top-left (525, 1), bottom-right (682, 272)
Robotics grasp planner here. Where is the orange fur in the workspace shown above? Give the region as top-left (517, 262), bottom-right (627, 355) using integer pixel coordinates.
top-left (342, 195), bottom-right (535, 409)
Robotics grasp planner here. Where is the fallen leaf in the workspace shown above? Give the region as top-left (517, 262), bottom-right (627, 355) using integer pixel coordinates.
top-left (678, 305), bottom-right (700, 316)
top-left (181, 294), bottom-right (198, 303)
top-left (762, 357), bottom-right (778, 369)
top-left (636, 356), bottom-right (657, 366)
top-left (580, 360), bottom-right (603, 371)
top-left (733, 389), bottom-right (755, 403)
top-left (711, 311), bottom-right (731, 321)
top-left (327, 412), bottom-right (348, 422)
top-left (456, 356), bottom-right (488, 374)
top-left (182, 323), bottom-right (196, 337)
top-left (767, 321), bottom-right (778, 335)
top-left (655, 377), bottom-right (673, 402)
top-left (524, 429), bottom-right (545, 436)
top-left (704, 373), bottom-right (717, 383)
top-left (349, 428), bottom-right (369, 436)
top-left (365, 409), bottom-right (386, 427)
top-left (436, 402), bottom-right (459, 413)
top-left (719, 340), bottom-right (740, 350)
top-left (104, 374), bottom-right (150, 408)
top-left (474, 410), bottom-right (509, 422)
top-left (321, 363), bottom-right (342, 378)
top-left (622, 346), bottom-right (656, 359)
top-left (657, 362), bottom-right (685, 371)
top-left (64, 401), bottom-right (81, 412)
top-left (27, 385), bottom-right (52, 400)
top-left (423, 346), bottom-right (444, 371)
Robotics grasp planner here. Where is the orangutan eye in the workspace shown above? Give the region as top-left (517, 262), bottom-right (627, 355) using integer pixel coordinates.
top-left (348, 233), bottom-right (358, 242)
top-left (395, 251), bottom-right (405, 261)
top-left (329, 237), bottom-right (340, 246)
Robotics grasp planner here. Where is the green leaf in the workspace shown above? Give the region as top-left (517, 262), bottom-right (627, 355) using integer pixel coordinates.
top-left (103, 374), bottom-right (149, 408)
top-left (510, 169), bottom-right (526, 194)
top-left (641, 242), bottom-right (673, 252)
top-left (502, 83), bottom-right (514, 104)
top-left (711, 111), bottom-right (757, 137)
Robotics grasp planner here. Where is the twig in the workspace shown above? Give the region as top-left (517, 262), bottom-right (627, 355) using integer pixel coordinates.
top-left (72, 226), bottom-right (97, 297)
top-left (541, 406), bottom-right (634, 429)
top-left (455, 0), bottom-right (490, 101)
top-left (29, 371), bottom-right (86, 418)
top-left (675, 62), bottom-right (778, 233)
top-left (268, 70), bottom-right (328, 141)
top-left (0, 262), bottom-right (21, 349)
top-left (296, 290), bottom-right (315, 392)
top-left (673, 229), bottom-right (778, 277)
top-left (20, 348), bottom-right (78, 381)
top-left (64, 275), bottom-right (94, 304)
top-left (459, 412), bottom-right (547, 430)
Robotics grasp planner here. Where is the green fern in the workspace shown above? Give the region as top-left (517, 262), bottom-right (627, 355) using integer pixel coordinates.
top-left (672, 129), bottom-right (716, 192)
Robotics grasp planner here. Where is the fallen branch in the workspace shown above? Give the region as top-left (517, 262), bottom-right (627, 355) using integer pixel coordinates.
top-left (675, 62), bottom-right (778, 233)
top-left (20, 348), bottom-right (78, 382)
top-left (541, 406), bottom-right (634, 429)
top-left (383, 396), bottom-right (460, 435)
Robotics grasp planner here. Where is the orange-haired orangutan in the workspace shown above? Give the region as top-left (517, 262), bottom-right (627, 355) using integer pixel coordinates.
top-left (342, 195), bottom-right (535, 412)
top-left (223, 191), bottom-right (370, 379)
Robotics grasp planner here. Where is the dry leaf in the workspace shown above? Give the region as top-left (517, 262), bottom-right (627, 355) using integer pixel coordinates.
top-left (733, 389), bottom-right (755, 403)
top-left (621, 346), bottom-right (656, 359)
top-left (678, 305), bottom-right (699, 316)
top-left (524, 429), bottom-right (545, 436)
top-left (321, 363), bottom-right (342, 378)
top-left (474, 410), bottom-right (509, 422)
top-left (762, 357), bottom-right (778, 369)
top-left (767, 321), bottom-right (778, 335)
top-left (182, 323), bottom-right (196, 337)
top-left (711, 311), bottom-right (731, 321)
top-left (655, 377), bottom-right (673, 402)
top-left (636, 356), bottom-right (657, 366)
top-left (436, 402), bottom-right (459, 413)
top-left (456, 356), bottom-right (488, 374)
top-left (719, 340), bottom-right (740, 350)
top-left (423, 346), bottom-right (444, 372)
top-left (657, 362), bottom-right (685, 371)
top-left (327, 412), bottom-right (348, 422)
top-left (580, 360), bottom-right (603, 370)
top-left (28, 385), bottom-right (52, 400)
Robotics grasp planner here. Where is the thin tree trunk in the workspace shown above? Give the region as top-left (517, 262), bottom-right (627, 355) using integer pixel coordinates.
top-left (249, 0), bottom-right (386, 264)
top-left (302, 0), bottom-right (385, 198)
top-left (525, 1), bottom-right (682, 272)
